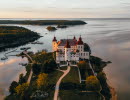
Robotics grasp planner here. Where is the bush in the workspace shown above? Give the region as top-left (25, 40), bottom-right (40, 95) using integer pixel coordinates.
top-left (36, 73), bottom-right (48, 89)
top-left (9, 81), bottom-right (19, 94)
top-left (43, 59), bottom-right (57, 73)
top-left (77, 61), bottom-right (87, 69)
top-left (32, 63), bottom-right (42, 75)
top-left (19, 74), bottom-right (26, 84)
top-left (86, 76), bottom-right (101, 91)
top-left (15, 83), bottom-right (29, 96)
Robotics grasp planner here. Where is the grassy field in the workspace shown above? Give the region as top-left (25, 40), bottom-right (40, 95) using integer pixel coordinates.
top-left (47, 70), bottom-right (63, 85)
top-left (59, 90), bottom-right (103, 100)
top-left (62, 66), bottom-right (80, 84)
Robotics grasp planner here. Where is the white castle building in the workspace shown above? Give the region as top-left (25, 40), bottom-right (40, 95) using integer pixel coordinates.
top-left (52, 36), bottom-right (90, 64)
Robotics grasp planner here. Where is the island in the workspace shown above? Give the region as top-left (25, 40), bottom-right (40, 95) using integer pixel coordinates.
top-left (46, 26), bottom-right (57, 31)
top-left (0, 20), bottom-right (87, 25)
top-left (5, 36), bottom-right (114, 100)
top-left (0, 26), bottom-right (40, 52)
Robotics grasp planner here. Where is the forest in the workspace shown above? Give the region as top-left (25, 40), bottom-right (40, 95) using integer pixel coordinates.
top-left (0, 26), bottom-right (40, 51)
top-left (0, 20), bottom-right (86, 25)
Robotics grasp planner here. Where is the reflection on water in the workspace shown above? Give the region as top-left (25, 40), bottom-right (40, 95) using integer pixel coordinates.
top-left (0, 19), bottom-right (130, 100)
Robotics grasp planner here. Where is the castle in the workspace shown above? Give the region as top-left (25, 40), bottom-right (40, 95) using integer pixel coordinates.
top-left (52, 36), bottom-right (90, 64)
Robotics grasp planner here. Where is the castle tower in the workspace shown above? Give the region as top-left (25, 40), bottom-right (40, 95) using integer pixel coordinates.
top-left (77, 35), bottom-right (84, 52)
top-left (64, 40), bottom-right (71, 62)
top-left (56, 49), bottom-right (60, 63)
top-left (52, 36), bottom-right (57, 52)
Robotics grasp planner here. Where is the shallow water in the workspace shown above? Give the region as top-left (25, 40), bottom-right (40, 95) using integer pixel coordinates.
top-left (0, 19), bottom-right (130, 100)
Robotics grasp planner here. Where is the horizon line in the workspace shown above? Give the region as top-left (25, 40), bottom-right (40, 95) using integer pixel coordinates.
top-left (0, 17), bottom-right (130, 19)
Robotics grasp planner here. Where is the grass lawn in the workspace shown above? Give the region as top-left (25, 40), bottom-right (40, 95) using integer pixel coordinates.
top-left (59, 90), bottom-right (103, 100)
top-left (47, 70), bottom-right (63, 85)
top-left (62, 66), bottom-right (80, 84)
top-left (59, 66), bottom-right (67, 70)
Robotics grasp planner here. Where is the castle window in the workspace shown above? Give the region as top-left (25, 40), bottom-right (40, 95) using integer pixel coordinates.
top-left (81, 53), bottom-right (82, 56)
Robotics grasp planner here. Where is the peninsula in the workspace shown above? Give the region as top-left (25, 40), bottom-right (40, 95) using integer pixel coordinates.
top-left (0, 26), bottom-right (40, 52)
top-left (5, 36), bottom-right (112, 100)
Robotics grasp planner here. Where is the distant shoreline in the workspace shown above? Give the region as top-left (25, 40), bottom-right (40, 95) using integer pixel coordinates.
top-left (0, 20), bottom-right (86, 25)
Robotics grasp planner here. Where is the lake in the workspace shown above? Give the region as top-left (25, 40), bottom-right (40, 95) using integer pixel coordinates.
top-left (0, 18), bottom-right (130, 100)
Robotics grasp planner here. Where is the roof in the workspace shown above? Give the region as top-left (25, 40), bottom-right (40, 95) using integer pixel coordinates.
top-left (58, 39), bottom-right (77, 46)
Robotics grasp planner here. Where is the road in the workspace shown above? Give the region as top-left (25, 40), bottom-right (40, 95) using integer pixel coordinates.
top-left (23, 51), bottom-right (33, 84)
top-left (54, 66), bottom-right (71, 100)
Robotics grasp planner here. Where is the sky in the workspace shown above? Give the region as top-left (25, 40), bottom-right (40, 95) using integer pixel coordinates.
top-left (0, 0), bottom-right (130, 18)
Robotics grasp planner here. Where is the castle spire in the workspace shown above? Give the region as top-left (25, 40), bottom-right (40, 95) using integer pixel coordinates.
top-left (53, 36), bottom-right (57, 41)
top-left (64, 40), bottom-right (70, 48)
top-left (77, 35), bottom-right (83, 45)
top-left (73, 35), bottom-right (76, 40)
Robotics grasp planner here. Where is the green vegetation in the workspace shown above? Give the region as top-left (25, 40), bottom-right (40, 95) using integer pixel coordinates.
top-left (15, 83), bottom-right (29, 96)
top-left (5, 50), bottom-right (111, 100)
top-left (86, 76), bottom-right (101, 91)
top-left (62, 67), bottom-right (80, 84)
top-left (0, 20), bottom-right (86, 25)
top-left (5, 50), bottom-right (60, 100)
top-left (84, 43), bottom-right (91, 54)
top-left (89, 56), bottom-right (112, 100)
top-left (90, 56), bottom-right (107, 72)
top-left (36, 73), bottom-right (48, 89)
top-left (9, 81), bottom-right (19, 94)
top-left (0, 26), bottom-right (40, 51)
top-left (97, 72), bottom-right (111, 100)
top-left (59, 90), bottom-right (102, 100)
top-left (77, 61), bottom-right (90, 79)
top-left (46, 26), bottom-right (57, 31)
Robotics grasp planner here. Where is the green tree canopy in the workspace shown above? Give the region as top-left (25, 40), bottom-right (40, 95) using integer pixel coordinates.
top-left (9, 81), bottom-right (19, 94)
top-left (86, 76), bottom-right (101, 91)
top-left (15, 83), bottom-right (29, 96)
top-left (43, 59), bottom-right (57, 73)
top-left (19, 74), bottom-right (26, 84)
top-left (77, 61), bottom-right (87, 69)
top-left (36, 73), bottom-right (48, 89)
top-left (32, 63), bottom-right (42, 75)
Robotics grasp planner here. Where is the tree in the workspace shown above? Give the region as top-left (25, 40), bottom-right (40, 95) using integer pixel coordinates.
top-left (9, 81), bottom-right (19, 94)
top-left (19, 74), bottom-right (26, 84)
top-left (36, 73), bottom-right (48, 89)
top-left (86, 76), bottom-right (101, 91)
top-left (97, 72), bottom-right (107, 83)
top-left (32, 63), bottom-right (41, 75)
top-left (43, 59), bottom-right (57, 73)
top-left (77, 61), bottom-right (87, 69)
top-left (15, 83), bottom-right (29, 96)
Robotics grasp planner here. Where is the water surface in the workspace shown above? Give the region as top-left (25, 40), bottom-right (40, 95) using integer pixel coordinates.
top-left (0, 19), bottom-right (130, 100)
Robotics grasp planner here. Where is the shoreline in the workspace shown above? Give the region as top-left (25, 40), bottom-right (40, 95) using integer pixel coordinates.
top-left (107, 81), bottom-right (117, 100)
top-left (0, 20), bottom-right (87, 25)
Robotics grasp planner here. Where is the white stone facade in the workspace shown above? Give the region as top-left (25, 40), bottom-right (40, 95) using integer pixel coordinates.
top-left (52, 36), bottom-right (90, 63)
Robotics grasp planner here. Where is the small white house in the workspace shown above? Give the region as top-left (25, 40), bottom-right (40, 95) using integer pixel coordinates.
top-left (52, 36), bottom-right (90, 64)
